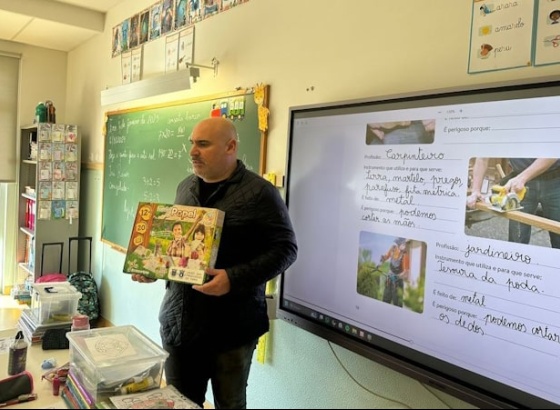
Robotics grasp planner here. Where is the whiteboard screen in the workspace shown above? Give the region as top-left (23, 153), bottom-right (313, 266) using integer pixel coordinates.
top-left (279, 79), bottom-right (560, 409)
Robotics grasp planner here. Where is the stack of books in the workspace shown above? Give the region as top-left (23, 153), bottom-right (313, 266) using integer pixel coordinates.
top-left (17, 308), bottom-right (71, 344)
top-left (60, 368), bottom-right (96, 409)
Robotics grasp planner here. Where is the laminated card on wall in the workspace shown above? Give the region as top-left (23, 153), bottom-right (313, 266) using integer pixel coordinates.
top-left (123, 202), bottom-right (224, 285)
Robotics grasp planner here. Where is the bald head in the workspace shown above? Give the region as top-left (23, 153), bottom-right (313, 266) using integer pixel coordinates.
top-left (189, 117), bottom-right (239, 182)
top-left (193, 117), bottom-right (238, 147)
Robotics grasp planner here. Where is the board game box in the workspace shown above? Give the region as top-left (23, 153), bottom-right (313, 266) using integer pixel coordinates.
top-left (123, 202), bottom-right (225, 285)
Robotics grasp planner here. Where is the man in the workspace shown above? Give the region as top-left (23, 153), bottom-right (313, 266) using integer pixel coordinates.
top-left (467, 157), bottom-right (560, 248)
top-left (132, 117), bottom-right (298, 408)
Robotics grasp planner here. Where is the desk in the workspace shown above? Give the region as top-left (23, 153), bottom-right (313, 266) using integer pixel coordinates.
top-left (0, 328), bottom-right (67, 409)
top-left (0, 325), bottom-right (211, 409)
top-left (0, 308), bottom-right (24, 331)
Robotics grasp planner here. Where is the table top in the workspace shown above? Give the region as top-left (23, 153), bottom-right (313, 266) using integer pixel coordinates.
top-left (0, 308), bottom-right (24, 332)
top-left (0, 328), bottom-right (68, 409)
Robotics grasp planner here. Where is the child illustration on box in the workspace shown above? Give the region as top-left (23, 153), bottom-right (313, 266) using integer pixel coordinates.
top-left (166, 220), bottom-right (207, 268)
top-left (167, 222), bottom-right (189, 259)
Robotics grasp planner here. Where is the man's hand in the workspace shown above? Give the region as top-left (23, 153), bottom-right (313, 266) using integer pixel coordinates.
top-left (367, 121), bottom-right (412, 141)
top-left (193, 268), bottom-right (231, 296)
top-left (467, 191), bottom-right (483, 209)
top-left (131, 274), bottom-right (156, 283)
top-left (504, 176), bottom-right (527, 196)
top-left (421, 119), bottom-right (436, 133)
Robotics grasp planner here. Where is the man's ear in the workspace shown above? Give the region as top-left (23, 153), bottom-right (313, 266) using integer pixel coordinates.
top-left (227, 138), bottom-right (237, 153)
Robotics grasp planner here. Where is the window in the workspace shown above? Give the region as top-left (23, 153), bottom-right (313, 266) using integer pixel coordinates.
top-left (0, 53), bottom-right (20, 182)
top-left (0, 52), bottom-right (20, 293)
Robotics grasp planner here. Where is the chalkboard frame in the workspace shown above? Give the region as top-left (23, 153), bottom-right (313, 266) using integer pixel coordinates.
top-left (101, 86), bottom-right (269, 251)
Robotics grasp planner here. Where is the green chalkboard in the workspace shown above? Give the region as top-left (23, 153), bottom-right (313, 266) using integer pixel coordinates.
top-left (101, 87), bottom-right (268, 250)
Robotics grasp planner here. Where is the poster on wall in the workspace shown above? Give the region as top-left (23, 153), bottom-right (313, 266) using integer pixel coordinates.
top-left (129, 13), bottom-right (140, 49)
top-left (112, 24), bottom-right (122, 58)
top-left (161, 0), bottom-right (175, 35)
top-left (165, 33), bottom-right (179, 73)
top-left (121, 51), bottom-right (132, 84)
top-left (110, 0), bottom-right (251, 58)
top-left (178, 26), bottom-right (195, 69)
top-left (149, 2), bottom-right (163, 41)
top-left (139, 8), bottom-right (150, 45)
top-left (468, 0), bottom-right (535, 73)
top-left (175, 0), bottom-right (188, 30)
top-left (121, 18), bottom-right (131, 54)
top-left (533, 0), bottom-right (560, 66)
top-left (131, 47), bottom-right (143, 82)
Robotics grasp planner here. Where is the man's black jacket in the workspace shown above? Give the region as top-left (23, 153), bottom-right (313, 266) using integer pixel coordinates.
top-left (159, 161), bottom-right (298, 351)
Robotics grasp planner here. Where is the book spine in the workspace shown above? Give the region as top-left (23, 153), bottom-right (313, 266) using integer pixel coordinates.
top-left (65, 376), bottom-right (94, 409)
top-left (61, 386), bottom-right (81, 409)
top-left (68, 368), bottom-right (96, 406)
top-left (18, 310), bottom-right (38, 332)
top-left (25, 199), bottom-right (30, 229)
top-left (30, 199), bottom-right (35, 231)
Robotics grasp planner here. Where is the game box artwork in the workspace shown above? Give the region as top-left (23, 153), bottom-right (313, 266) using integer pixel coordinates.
top-left (123, 202), bottom-right (225, 285)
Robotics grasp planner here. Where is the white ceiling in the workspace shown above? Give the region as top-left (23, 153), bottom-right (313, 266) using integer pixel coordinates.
top-left (0, 0), bottom-right (127, 52)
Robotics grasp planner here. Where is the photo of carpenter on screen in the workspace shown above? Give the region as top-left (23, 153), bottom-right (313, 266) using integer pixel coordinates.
top-left (365, 119), bottom-right (435, 145)
top-left (465, 157), bottom-right (560, 250)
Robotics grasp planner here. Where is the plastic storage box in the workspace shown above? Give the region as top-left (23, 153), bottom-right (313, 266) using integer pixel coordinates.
top-left (30, 282), bottom-right (82, 324)
top-left (66, 325), bottom-right (169, 402)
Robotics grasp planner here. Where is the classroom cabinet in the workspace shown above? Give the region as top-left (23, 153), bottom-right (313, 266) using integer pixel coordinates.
top-left (16, 123), bottom-right (80, 282)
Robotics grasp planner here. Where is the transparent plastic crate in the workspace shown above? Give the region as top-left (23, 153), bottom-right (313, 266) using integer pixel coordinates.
top-left (66, 325), bottom-right (168, 402)
top-left (30, 282), bottom-right (81, 324)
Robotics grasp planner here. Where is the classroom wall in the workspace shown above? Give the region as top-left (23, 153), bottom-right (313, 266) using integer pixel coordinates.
top-left (0, 41), bottom-right (68, 289)
top-left (0, 41), bottom-right (68, 126)
top-left (36, 0), bottom-right (560, 408)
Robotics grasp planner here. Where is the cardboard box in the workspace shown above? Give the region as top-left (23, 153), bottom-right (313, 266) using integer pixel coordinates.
top-left (123, 202), bottom-right (225, 285)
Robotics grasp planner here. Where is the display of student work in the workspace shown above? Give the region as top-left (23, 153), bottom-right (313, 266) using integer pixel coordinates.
top-left (468, 0), bottom-right (534, 73)
top-left (102, 86), bottom-right (267, 250)
top-left (279, 79), bottom-right (560, 408)
top-left (111, 0), bottom-right (249, 58)
top-left (123, 202), bottom-right (224, 285)
top-left (17, 123), bottom-right (81, 282)
top-left (468, 0), bottom-right (560, 72)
